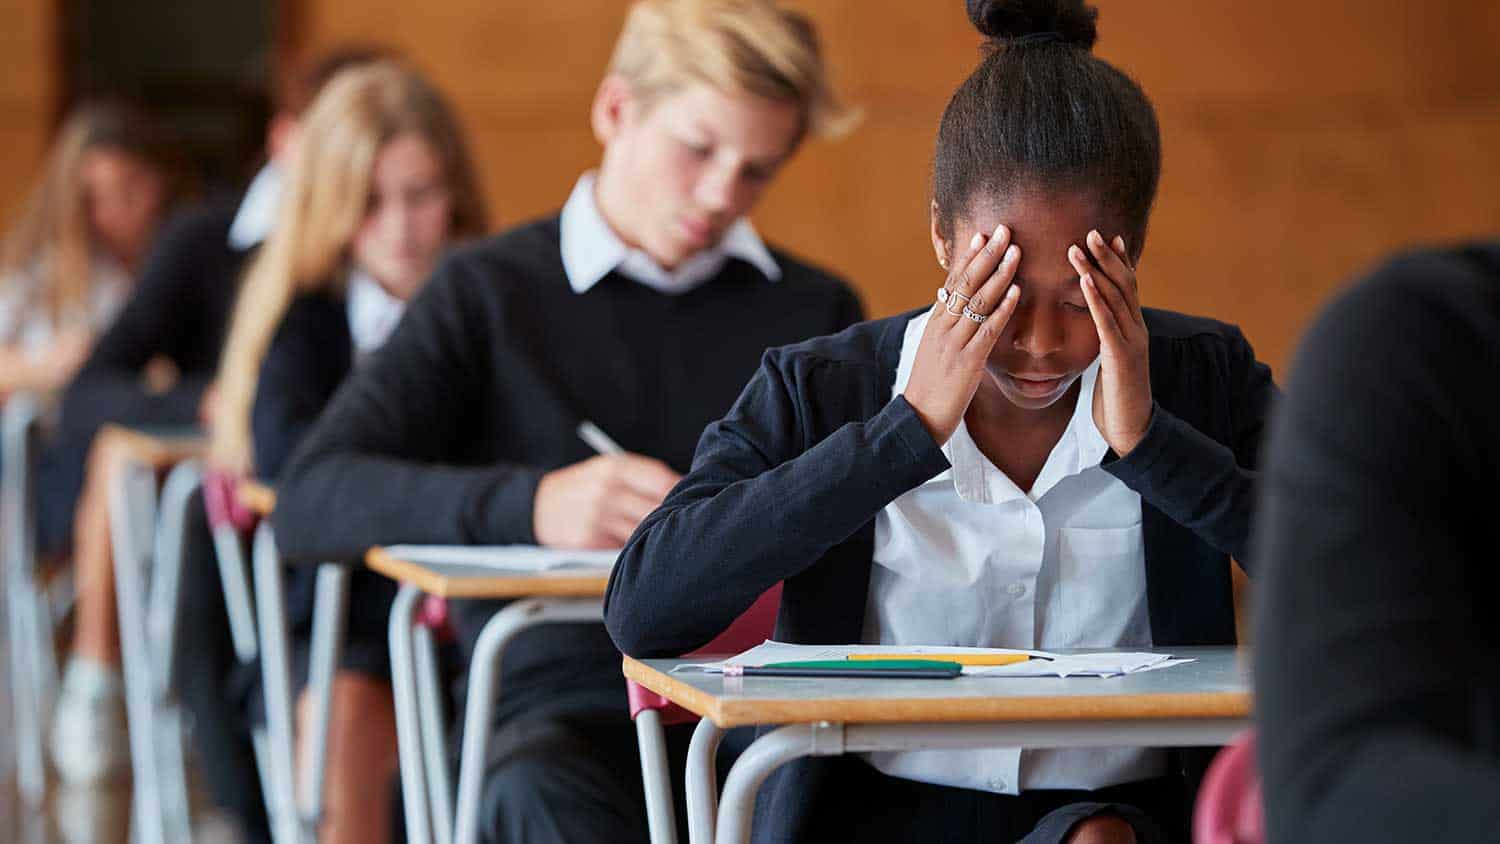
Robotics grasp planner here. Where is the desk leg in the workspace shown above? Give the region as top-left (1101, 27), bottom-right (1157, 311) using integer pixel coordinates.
top-left (390, 583), bottom-right (434, 844)
top-left (635, 709), bottom-right (676, 844)
top-left (299, 562), bottom-right (350, 837)
top-left (253, 523), bottom-right (301, 844)
top-left (714, 718), bottom-right (1252, 843)
top-left (451, 597), bottom-right (605, 844)
top-left (685, 719), bottom-right (723, 844)
top-left (414, 621), bottom-right (454, 844)
top-left (108, 458), bottom-right (168, 844)
top-left (717, 723), bottom-right (837, 844)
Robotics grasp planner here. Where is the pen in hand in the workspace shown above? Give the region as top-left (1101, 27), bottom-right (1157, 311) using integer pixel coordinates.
top-left (577, 420), bottom-right (624, 456)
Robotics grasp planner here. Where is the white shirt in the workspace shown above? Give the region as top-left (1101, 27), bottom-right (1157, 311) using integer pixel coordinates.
top-left (862, 311), bottom-right (1162, 795)
top-left (228, 163), bottom-right (282, 251)
top-left (344, 269), bottom-right (405, 360)
top-left (0, 253), bottom-right (132, 356)
top-left (558, 172), bottom-right (780, 295)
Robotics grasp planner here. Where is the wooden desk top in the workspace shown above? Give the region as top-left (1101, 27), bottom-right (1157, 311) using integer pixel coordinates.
top-left (365, 546), bottom-right (612, 599)
top-left (238, 480), bottom-right (276, 517)
top-left (623, 648), bottom-right (1251, 729)
top-left (98, 424), bottom-right (204, 468)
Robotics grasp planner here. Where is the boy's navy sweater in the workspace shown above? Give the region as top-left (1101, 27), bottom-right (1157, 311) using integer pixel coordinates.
top-left (271, 215), bottom-right (863, 722)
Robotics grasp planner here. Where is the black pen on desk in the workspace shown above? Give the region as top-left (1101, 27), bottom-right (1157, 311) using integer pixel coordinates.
top-left (578, 421), bottom-right (624, 456)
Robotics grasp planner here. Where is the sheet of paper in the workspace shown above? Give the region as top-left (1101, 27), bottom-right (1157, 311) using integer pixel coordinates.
top-left (674, 640), bottom-right (1186, 678)
top-left (383, 544), bottom-right (618, 572)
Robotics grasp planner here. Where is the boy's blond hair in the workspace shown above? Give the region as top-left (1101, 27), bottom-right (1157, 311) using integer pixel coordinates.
top-left (607, 0), bottom-right (856, 139)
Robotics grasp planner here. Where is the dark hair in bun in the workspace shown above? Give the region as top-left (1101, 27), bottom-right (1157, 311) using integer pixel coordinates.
top-left (966, 0), bottom-right (1097, 50)
top-left (934, 0), bottom-right (1159, 256)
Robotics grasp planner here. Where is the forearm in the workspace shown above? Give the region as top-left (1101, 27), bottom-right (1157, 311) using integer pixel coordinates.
top-left (0, 347), bottom-right (66, 393)
top-left (271, 451), bottom-right (545, 563)
top-left (1105, 402), bottom-right (1257, 562)
top-left (606, 396), bottom-right (948, 657)
top-left (59, 372), bottom-right (206, 438)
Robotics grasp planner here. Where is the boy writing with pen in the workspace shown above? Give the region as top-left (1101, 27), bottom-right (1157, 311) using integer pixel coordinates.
top-left (270, 2), bottom-right (861, 840)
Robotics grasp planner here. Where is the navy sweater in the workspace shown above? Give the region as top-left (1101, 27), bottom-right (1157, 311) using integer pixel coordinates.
top-left (1255, 245), bottom-right (1500, 843)
top-left (272, 215), bottom-right (863, 720)
top-left (606, 306), bottom-right (1277, 840)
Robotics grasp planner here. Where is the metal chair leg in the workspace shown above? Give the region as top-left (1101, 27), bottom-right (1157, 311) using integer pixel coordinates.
top-left (636, 709), bottom-right (678, 844)
top-left (253, 522), bottom-right (302, 844)
top-left (298, 562), bottom-right (349, 836)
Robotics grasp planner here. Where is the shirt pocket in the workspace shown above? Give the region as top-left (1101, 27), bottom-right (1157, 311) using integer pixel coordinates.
top-left (1053, 524), bottom-right (1149, 646)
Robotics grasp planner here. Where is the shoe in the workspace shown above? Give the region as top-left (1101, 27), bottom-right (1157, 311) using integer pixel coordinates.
top-left (53, 783), bottom-right (131, 844)
top-left (49, 659), bottom-right (130, 786)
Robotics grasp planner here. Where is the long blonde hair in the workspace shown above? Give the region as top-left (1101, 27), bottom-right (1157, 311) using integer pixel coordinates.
top-left (211, 61), bottom-right (488, 472)
top-left (0, 102), bottom-right (172, 323)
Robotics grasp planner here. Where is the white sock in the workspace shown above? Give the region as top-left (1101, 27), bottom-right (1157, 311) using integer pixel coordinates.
top-left (61, 657), bottom-right (122, 699)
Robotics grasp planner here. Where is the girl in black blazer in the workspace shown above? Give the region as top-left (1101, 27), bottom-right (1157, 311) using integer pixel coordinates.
top-left (212, 61), bottom-right (487, 844)
top-left (606, 2), bottom-right (1278, 842)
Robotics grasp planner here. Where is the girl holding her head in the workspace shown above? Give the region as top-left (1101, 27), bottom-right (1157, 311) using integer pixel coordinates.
top-left (606, 1), bottom-right (1276, 841)
top-left (212, 60), bottom-right (486, 843)
top-left (0, 102), bottom-right (172, 396)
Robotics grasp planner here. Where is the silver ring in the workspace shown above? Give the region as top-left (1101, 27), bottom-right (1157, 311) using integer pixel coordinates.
top-left (937, 287), bottom-right (969, 316)
top-left (961, 306), bottom-right (987, 323)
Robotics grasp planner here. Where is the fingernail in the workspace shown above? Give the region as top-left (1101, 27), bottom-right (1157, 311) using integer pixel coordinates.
top-left (1069, 245), bottom-right (1083, 260)
top-left (1114, 235), bottom-right (1126, 251)
top-left (1006, 284), bottom-right (1020, 299)
top-left (1005, 244), bottom-right (1019, 261)
top-left (993, 222), bottom-right (1008, 240)
top-left (970, 232), bottom-right (985, 250)
top-left (1088, 230), bottom-right (1103, 246)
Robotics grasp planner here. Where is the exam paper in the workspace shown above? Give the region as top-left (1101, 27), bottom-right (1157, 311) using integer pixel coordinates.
top-left (675, 640), bottom-right (1187, 678)
top-left (383, 544), bottom-right (618, 572)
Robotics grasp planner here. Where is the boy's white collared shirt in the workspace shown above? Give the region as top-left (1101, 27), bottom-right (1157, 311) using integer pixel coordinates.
top-left (559, 172), bottom-right (780, 295)
top-left (863, 310), bottom-right (1163, 795)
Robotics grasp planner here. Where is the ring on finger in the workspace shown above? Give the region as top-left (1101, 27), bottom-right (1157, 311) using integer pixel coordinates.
top-left (936, 287), bottom-right (970, 316)
top-left (960, 306), bottom-right (987, 323)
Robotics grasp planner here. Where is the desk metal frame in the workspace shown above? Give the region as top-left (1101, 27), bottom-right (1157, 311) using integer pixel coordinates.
top-left (379, 556), bottom-right (608, 844)
top-left (627, 653), bottom-right (1252, 844)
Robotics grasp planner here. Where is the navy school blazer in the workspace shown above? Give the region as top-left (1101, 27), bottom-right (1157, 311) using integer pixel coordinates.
top-left (606, 306), bottom-right (1278, 841)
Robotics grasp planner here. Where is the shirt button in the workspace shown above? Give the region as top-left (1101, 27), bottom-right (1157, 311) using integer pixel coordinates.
top-left (1007, 582), bottom-right (1027, 598)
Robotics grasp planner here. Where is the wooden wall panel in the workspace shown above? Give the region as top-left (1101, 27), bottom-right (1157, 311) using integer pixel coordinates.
top-left (293, 0), bottom-right (1500, 373)
top-left (0, 0), bottom-right (55, 224)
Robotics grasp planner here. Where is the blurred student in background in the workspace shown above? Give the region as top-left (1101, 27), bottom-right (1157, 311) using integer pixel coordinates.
top-left (1255, 243), bottom-right (1500, 843)
top-left (0, 101), bottom-right (173, 398)
top-left (44, 46), bottom-right (386, 802)
top-left (271, 1), bottom-right (862, 840)
top-left (212, 59), bottom-right (487, 844)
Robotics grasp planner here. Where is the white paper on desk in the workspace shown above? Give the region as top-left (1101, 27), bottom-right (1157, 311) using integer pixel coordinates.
top-left (674, 640), bottom-right (1185, 678)
top-left (383, 544), bottom-right (618, 572)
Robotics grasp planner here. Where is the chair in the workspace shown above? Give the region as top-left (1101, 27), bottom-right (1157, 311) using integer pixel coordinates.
top-left (1192, 730), bottom-right (1264, 844)
top-left (628, 584), bottom-right (783, 844)
top-left (2, 393), bottom-right (56, 805)
top-left (205, 472), bottom-right (350, 844)
top-left (108, 454), bottom-right (200, 843)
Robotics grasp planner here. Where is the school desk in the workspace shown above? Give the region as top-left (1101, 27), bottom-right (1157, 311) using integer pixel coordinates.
top-left (102, 424), bottom-right (205, 844)
top-left (367, 546), bottom-right (612, 844)
top-left (623, 646), bottom-right (1251, 844)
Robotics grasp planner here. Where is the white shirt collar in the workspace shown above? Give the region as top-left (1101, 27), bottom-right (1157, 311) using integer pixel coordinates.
top-left (892, 311), bottom-right (1108, 504)
top-left (228, 163), bottom-right (283, 251)
top-left (345, 269), bottom-right (406, 357)
top-left (558, 171), bottom-right (781, 295)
